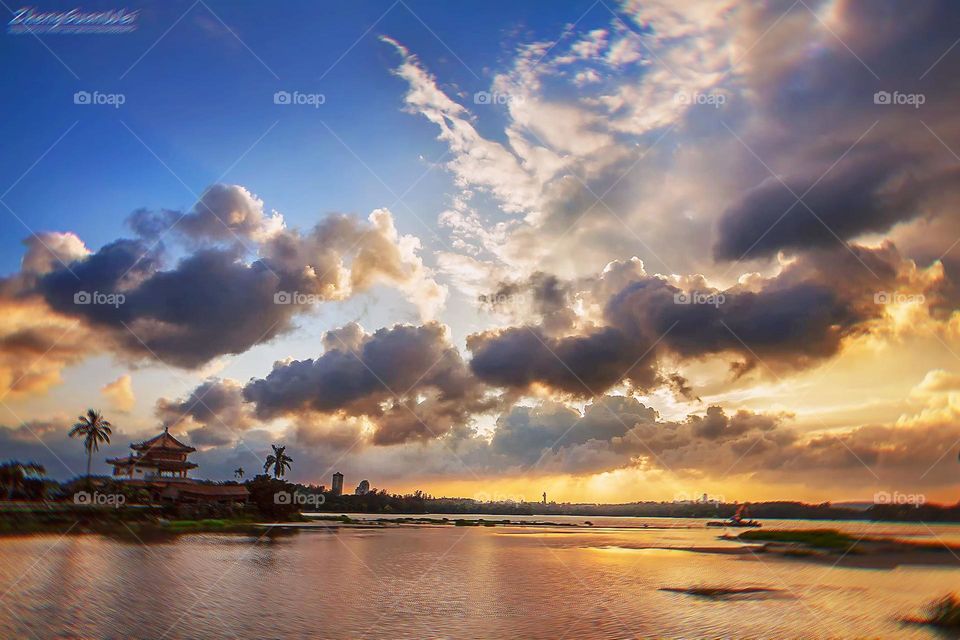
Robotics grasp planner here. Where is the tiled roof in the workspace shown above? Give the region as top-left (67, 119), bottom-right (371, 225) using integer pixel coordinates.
top-left (131, 429), bottom-right (196, 453)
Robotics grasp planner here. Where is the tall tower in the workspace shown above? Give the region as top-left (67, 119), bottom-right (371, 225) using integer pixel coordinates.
top-left (332, 472), bottom-right (343, 496)
top-left (542, 491), bottom-right (547, 504)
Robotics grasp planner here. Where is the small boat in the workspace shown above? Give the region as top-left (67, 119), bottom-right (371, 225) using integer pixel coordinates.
top-left (706, 519), bottom-right (761, 528)
top-left (706, 504), bottom-right (761, 528)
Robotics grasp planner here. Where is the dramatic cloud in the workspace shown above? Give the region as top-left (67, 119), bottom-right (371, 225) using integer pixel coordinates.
top-left (3, 185), bottom-right (445, 372)
top-left (468, 325), bottom-right (658, 397)
top-left (467, 242), bottom-right (930, 397)
top-left (243, 322), bottom-right (492, 445)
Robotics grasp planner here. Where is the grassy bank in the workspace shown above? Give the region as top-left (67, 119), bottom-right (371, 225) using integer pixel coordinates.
top-left (0, 505), bottom-right (309, 537)
top-left (925, 594), bottom-right (960, 628)
top-left (737, 529), bottom-right (861, 551)
top-left (736, 528), bottom-right (960, 568)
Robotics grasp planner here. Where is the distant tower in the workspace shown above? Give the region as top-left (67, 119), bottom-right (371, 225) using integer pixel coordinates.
top-left (332, 472), bottom-right (343, 496)
top-left (542, 491), bottom-right (547, 504)
top-left (355, 479), bottom-right (370, 495)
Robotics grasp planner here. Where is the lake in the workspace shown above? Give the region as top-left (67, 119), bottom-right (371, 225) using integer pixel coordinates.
top-left (1, 515), bottom-right (959, 639)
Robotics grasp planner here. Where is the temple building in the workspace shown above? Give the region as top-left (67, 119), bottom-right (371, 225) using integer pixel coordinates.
top-left (106, 427), bottom-right (248, 504)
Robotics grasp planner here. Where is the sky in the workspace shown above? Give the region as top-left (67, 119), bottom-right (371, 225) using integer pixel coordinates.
top-left (3, 0), bottom-right (960, 505)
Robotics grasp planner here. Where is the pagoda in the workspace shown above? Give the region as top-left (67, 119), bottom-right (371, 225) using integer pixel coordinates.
top-left (107, 426), bottom-right (198, 479)
top-left (105, 427), bottom-right (248, 504)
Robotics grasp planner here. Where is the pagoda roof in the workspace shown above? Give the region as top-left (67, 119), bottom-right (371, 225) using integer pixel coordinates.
top-left (106, 455), bottom-right (198, 470)
top-left (131, 428), bottom-right (196, 453)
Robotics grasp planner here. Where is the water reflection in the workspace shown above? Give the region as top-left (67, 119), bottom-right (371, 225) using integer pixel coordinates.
top-left (1, 519), bottom-right (958, 639)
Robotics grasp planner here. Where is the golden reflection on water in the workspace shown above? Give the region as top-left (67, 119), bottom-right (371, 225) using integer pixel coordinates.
top-left (0, 519), bottom-right (958, 639)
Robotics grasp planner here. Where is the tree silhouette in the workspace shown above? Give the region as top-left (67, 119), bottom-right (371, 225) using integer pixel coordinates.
top-left (69, 409), bottom-right (112, 485)
top-left (0, 461), bottom-right (45, 499)
top-left (263, 445), bottom-right (292, 479)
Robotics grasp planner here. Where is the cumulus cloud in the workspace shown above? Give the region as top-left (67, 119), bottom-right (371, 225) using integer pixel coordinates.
top-left (243, 322), bottom-right (492, 445)
top-left (2, 185), bottom-right (445, 373)
top-left (129, 184), bottom-right (285, 244)
top-left (101, 375), bottom-right (135, 413)
top-left (466, 242), bottom-right (931, 397)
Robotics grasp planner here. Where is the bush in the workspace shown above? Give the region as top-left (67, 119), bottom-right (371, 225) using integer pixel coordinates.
top-left (926, 594), bottom-right (960, 628)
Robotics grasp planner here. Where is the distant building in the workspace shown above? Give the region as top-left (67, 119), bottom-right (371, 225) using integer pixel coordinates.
top-left (332, 472), bottom-right (344, 496)
top-left (542, 491), bottom-right (547, 504)
top-left (106, 427), bottom-right (247, 504)
top-left (355, 479), bottom-right (370, 495)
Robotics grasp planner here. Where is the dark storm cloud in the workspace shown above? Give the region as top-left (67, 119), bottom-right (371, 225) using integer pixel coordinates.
top-left (243, 322), bottom-right (492, 444)
top-left (714, 154), bottom-right (935, 260)
top-left (467, 325), bottom-right (658, 397)
top-left (17, 184), bottom-right (443, 370)
top-left (37, 242), bottom-right (296, 368)
top-left (714, 0), bottom-right (960, 262)
top-left (468, 244), bottom-right (907, 394)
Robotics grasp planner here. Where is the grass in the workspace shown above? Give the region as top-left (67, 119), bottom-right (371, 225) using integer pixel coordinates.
top-left (661, 586), bottom-right (780, 597)
top-left (737, 529), bottom-right (860, 552)
top-left (925, 594), bottom-right (960, 628)
top-left (159, 518), bottom-right (262, 534)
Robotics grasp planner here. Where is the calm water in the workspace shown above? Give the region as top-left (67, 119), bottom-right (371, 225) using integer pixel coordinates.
top-left (2, 516), bottom-right (960, 639)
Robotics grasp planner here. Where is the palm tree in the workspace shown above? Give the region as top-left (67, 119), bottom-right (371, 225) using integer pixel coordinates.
top-left (234, 467), bottom-right (244, 479)
top-left (69, 409), bottom-right (112, 485)
top-left (263, 445), bottom-right (292, 479)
